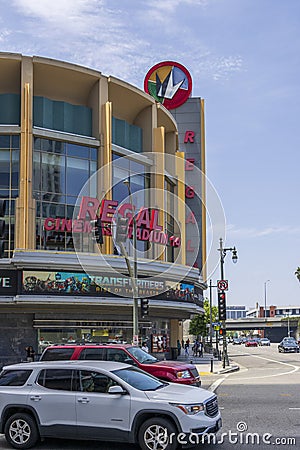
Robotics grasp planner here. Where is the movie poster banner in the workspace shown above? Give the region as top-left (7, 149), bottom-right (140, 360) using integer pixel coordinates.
top-left (22, 271), bottom-right (202, 304)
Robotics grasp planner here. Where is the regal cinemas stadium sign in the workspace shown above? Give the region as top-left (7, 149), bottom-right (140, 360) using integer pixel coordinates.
top-left (43, 196), bottom-right (181, 247)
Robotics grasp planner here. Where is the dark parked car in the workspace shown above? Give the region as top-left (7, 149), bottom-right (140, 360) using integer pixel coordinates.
top-left (278, 339), bottom-right (299, 353)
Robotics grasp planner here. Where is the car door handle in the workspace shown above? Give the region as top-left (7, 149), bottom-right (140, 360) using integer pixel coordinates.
top-left (30, 395), bottom-right (42, 401)
top-left (77, 397), bottom-right (90, 404)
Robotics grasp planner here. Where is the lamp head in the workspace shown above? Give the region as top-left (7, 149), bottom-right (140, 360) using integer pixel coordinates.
top-left (232, 247), bottom-right (238, 264)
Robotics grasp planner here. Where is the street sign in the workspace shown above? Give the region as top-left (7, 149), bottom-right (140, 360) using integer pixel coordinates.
top-left (212, 322), bottom-right (221, 326)
top-left (217, 280), bottom-right (229, 291)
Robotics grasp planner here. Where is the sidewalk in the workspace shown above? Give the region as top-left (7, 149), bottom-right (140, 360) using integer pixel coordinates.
top-left (177, 352), bottom-right (240, 376)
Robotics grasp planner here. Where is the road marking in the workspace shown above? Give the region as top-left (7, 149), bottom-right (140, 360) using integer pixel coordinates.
top-left (289, 408), bottom-right (300, 410)
top-left (225, 352), bottom-right (299, 380)
top-left (209, 377), bottom-right (225, 392)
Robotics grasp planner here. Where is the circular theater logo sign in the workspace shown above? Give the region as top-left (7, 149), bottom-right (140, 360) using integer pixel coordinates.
top-left (144, 61), bottom-right (192, 110)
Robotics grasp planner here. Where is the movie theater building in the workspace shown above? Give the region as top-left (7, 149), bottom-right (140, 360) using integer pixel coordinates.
top-left (0, 53), bottom-right (206, 364)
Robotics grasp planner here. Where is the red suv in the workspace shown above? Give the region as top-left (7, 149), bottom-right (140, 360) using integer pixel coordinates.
top-left (40, 344), bottom-right (201, 386)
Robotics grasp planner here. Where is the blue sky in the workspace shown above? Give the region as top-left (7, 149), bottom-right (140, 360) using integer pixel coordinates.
top-left (1, 0), bottom-right (299, 308)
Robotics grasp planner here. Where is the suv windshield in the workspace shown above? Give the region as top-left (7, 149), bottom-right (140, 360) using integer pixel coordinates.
top-left (113, 367), bottom-right (165, 391)
top-left (127, 346), bottom-right (158, 364)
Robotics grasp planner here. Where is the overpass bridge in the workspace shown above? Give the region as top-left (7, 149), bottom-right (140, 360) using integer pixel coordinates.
top-left (225, 317), bottom-right (298, 343)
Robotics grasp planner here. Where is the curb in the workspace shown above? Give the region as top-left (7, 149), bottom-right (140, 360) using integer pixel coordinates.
top-left (217, 364), bottom-right (240, 374)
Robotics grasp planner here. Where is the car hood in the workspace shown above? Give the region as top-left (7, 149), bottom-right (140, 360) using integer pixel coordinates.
top-left (143, 360), bottom-right (195, 370)
top-left (144, 383), bottom-right (213, 403)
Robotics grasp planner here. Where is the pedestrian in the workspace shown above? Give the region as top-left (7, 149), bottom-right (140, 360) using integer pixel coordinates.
top-left (25, 346), bottom-right (35, 362)
top-left (141, 342), bottom-right (149, 353)
top-left (177, 339), bottom-right (181, 357)
top-left (193, 340), bottom-right (199, 357)
top-left (184, 340), bottom-right (190, 356)
top-left (198, 341), bottom-right (203, 357)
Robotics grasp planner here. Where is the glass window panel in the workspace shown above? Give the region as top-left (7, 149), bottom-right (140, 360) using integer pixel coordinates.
top-left (0, 135), bottom-right (10, 148)
top-left (130, 161), bottom-right (145, 174)
top-left (54, 141), bottom-right (65, 154)
top-left (33, 152), bottom-right (41, 192)
top-left (11, 135), bottom-right (20, 149)
top-left (41, 153), bottom-right (65, 194)
top-left (66, 204), bottom-right (75, 219)
top-left (0, 189), bottom-right (9, 197)
top-left (11, 150), bottom-right (19, 189)
top-left (33, 137), bottom-right (42, 150)
top-left (41, 139), bottom-right (54, 152)
top-left (90, 147), bottom-right (97, 160)
top-left (130, 175), bottom-right (145, 192)
top-left (66, 196), bottom-right (77, 206)
top-left (66, 143), bottom-right (89, 158)
top-left (36, 202), bottom-right (41, 217)
top-left (42, 202), bottom-right (65, 218)
top-left (0, 150), bottom-right (10, 189)
top-left (66, 157), bottom-right (89, 196)
top-left (113, 155), bottom-right (129, 170)
top-left (113, 166), bottom-right (129, 184)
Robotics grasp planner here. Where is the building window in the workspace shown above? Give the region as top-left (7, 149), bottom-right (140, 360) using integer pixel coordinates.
top-left (0, 134), bottom-right (19, 257)
top-left (112, 152), bottom-right (150, 256)
top-left (33, 138), bottom-right (97, 251)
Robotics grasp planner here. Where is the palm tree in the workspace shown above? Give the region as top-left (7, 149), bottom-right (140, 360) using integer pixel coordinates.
top-left (295, 267), bottom-right (300, 282)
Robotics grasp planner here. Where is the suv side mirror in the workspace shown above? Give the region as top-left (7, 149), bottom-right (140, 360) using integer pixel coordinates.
top-left (108, 385), bottom-right (127, 395)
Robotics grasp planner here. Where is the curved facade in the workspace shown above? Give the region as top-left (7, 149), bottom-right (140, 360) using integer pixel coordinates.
top-left (0, 53), bottom-right (205, 364)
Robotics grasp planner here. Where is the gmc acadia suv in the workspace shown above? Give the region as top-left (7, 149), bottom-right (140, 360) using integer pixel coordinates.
top-left (40, 344), bottom-right (201, 386)
top-left (0, 361), bottom-right (221, 450)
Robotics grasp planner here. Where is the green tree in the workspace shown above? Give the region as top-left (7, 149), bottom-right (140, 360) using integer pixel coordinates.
top-left (189, 298), bottom-right (218, 338)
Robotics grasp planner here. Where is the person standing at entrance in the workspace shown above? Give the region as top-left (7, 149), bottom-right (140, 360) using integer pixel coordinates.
top-left (177, 339), bottom-right (181, 357)
top-left (25, 346), bottom-right (35, 362)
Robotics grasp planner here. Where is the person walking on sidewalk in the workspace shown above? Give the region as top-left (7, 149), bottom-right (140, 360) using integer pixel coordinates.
top-left (184, 339), bottom-right (190, 356)
top-left (177, 339), bottom-right (181, 357)
top-left (198, 341), bottom-right (203, 357)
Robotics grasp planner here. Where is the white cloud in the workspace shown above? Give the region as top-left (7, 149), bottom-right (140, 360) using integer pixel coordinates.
top-left (225, 224), bottom-right (300, 239)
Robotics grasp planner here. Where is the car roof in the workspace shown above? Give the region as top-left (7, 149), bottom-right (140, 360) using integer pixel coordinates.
top-left (2, 360), bottom-right (132, 371)
top-left (43, 343), bottom-right (132, 349)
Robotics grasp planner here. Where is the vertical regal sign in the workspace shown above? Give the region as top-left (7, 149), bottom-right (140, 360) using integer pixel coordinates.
top-left (144, 62), bottom-right (204, 272)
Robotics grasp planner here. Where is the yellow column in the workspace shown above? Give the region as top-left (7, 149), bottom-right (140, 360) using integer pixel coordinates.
top-left (100, 101), bottom-right (113, 254)
top-left (152, 126), bottom-right (165, 261)
top-left (15, 57), bottom-right (36, 249)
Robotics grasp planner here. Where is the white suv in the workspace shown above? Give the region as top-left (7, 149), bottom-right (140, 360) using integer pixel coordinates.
top-left (0, 361), bottom-right (221, 450)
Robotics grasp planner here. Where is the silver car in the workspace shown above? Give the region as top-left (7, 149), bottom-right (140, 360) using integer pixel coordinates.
top-left (0, 360), bottom-right (221, 450)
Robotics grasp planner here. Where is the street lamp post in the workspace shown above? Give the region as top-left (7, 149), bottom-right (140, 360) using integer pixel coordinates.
top-left (264, 280), bottom-right (270, 320)
top-left (218, 237), bottom-right (238, 368)
top-left (123, 179), bottom-right (139, 344)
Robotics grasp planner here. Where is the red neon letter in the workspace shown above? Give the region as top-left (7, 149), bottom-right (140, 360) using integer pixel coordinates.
top-left (78, 196), bottom-right (100, 220)
top-left (185, 158), bottom-right (195, 171)
top-left (184, 131), bottom-right (195, 143)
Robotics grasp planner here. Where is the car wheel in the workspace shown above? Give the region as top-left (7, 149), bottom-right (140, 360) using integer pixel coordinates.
top-left (4, 413), bottom-right (39, 449)
top-left (138, 417), bottom-right (178, 450)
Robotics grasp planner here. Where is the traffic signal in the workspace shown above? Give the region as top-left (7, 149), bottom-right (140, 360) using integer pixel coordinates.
top-left (0, 200), bottom-right (6, 258)
top-left (141, 298), bottom-right (149, 317)
top-left (90, 218), bottom-right (103, 245)
top-left (115, 216), bottom-right (129, 243)
top-left (219, 327), bottom-right (226, 336)
top-left (218, 291), bottom-right (227, 321)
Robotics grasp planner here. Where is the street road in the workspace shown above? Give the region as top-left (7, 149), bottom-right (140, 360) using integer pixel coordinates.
top-left (0, 343), bottom-right (299, 449)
